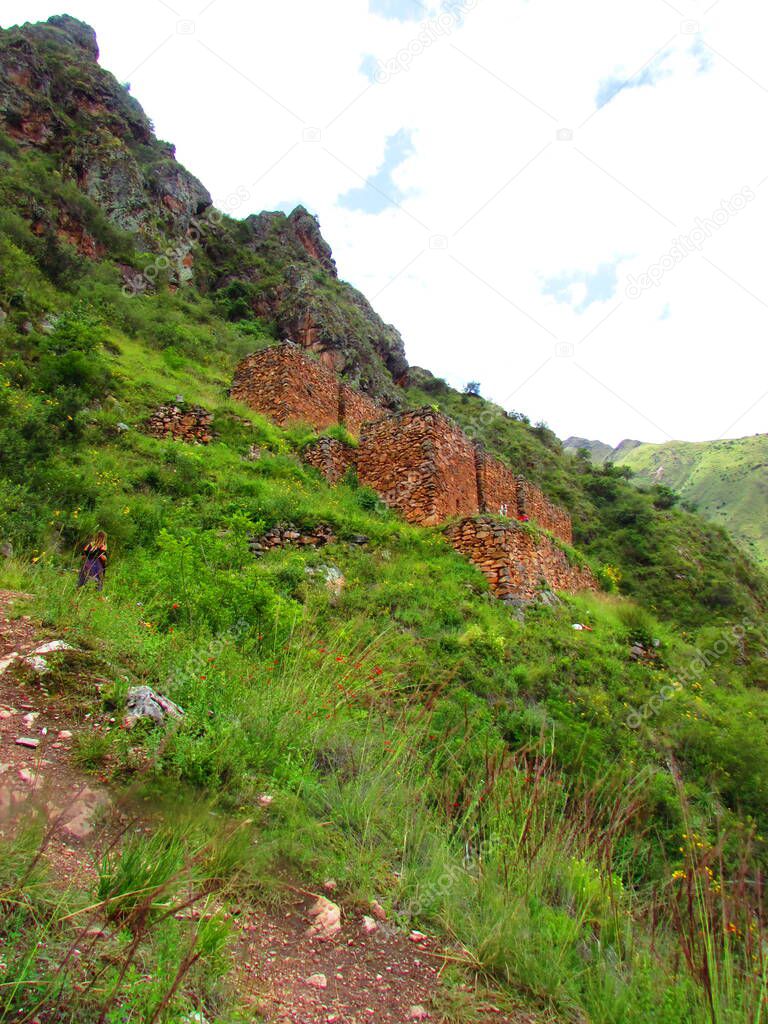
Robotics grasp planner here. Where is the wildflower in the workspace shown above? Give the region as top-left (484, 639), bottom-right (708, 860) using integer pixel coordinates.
top-left (672, 869), bottom-right (687, 881)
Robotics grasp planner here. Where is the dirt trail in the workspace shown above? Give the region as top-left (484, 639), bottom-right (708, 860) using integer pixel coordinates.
top-left (0, 591), bottom-right (534, 1024)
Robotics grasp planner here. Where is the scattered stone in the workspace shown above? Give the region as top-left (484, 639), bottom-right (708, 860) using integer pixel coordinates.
top-left (245, 444), bottom-right (263, 461)
top-left (18, 767), bottom-right (41, 787)
top-left (409, 1006), bottom-right (429, 1020)
top-left (348, 534), bottom-right (369, 546)
top-left (58, 730), bottom-right (73, 740)
top-left (23, 656), bottom-right (50, 674)
top-left (15, 737), bottom-right (39, 749)
top-left (305, 973), bottom-right (328, 990)
top-left (250, 522), bottom-right (335, 557)
top-left (322, 878), bottom-right (337, 893)
top-left (257, 793), bottom-right (273, 807)
top-left (123, 686), bottom-right (183, 728)
top-left (361, 915), bottom-right (378, 934)
top-left (306, 896), bottom-right (342, 941)
top-left (370, 900), bottom-right (387, 921)
top-left (409, 930), bottom-right (427, 943)
top-left (22, 712), bottom-right (39, 728)
top-left (0, 705), bottom-right (15, 719)
top-left (116, 422), bottom-right (131, 433)
top-left (0, 540), bottom-right (13, 559)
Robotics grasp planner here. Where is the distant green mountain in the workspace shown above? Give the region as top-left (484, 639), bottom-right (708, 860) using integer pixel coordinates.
top-left (563, 436), bottom-right (643, 463)
top-left (611, 435), bottom-right (768, 569)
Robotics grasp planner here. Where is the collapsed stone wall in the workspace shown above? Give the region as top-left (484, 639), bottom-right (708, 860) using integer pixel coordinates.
top-left (444, 517), bottom-right (597, 601)
top-left (517, 479), bottom-right (573, 545)
top-left (146, 403), bottom-right (214, 444)
top-left (231, 343), bottom-right (384, 436)
top-left (356, 409), bottom-right (479, 526)
top-left (476, 447), bottom-right (519, 516)
top-left (303, 437), bottom-right (357, 484)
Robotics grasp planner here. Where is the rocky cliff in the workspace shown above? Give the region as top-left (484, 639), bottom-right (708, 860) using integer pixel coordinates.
top-left (0, 14), bottom-right (408, 403)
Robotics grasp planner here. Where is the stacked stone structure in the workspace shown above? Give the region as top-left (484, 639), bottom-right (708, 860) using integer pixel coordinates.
top-left (355, 409), bottom-right (479, 526)
top-left (302, 437), bottom-right (357, 485)
top-left (231, 344), bottom-right (594, 599)
top-left (231, 343), bottom-right (382, 437)
top-left (146, 403), bottom-right (214, 444)
top-left (444, 517), bottom-right (597, 600)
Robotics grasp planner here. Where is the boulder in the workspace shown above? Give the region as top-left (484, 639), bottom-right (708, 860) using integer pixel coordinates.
top-left (124, 686), bottom-right (183, 727)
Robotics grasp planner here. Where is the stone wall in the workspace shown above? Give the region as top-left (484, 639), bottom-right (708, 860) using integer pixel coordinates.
top-left (356, 409), bottom-right (479, 526)
top-left (517, 479), bottom-right (573, 544)
top-left (476, 447), bottom-right (519, 516)
top-left (339, 383), bottom-right (385, 436)
top-left (303, 437), bottom-right (357, 484)
top-left (231, 343), bottom-right (384, 436)
top-left (231, 344), bottom-right (339, 432)
top-left (444, 517), bottom-right (596, 601)
top-left (146, 403), bottom-right (214, 444)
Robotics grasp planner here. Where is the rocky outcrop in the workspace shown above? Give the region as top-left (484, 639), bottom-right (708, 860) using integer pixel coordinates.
top-left (225, 209), bottom-right (409, 402)
top-left (0, 16), bottom-right (211, 255)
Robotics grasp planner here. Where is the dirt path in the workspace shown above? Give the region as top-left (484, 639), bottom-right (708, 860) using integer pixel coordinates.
top-left (0, 591), bottom-right (535, 1024)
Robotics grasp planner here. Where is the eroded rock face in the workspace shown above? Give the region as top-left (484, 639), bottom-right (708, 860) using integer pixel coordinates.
top-left (0, 17), bottom-right (211, 252)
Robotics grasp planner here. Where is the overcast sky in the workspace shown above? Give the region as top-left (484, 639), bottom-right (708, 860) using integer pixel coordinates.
top-left (4, 0), bottom-right (767, 445)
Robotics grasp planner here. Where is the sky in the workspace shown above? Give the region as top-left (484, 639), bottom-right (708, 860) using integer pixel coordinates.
top-left (3, 0), bottom-right (767, 446)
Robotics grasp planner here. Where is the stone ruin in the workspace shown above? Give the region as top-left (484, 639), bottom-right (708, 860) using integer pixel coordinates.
top-left (146, 402), bottom-right (214, 444)
top-left (232, 343), bottom-right (597, 600)
top-left (231, 342), bottom-right (383, 437)
top-left (445, 517), bottom-right (597, 602)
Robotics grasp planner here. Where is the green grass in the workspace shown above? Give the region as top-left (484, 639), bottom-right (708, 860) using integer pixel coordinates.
top-left (0, 85), bottom-right (767, 1019)
top-left (613, 434), bottom-right (768, 569)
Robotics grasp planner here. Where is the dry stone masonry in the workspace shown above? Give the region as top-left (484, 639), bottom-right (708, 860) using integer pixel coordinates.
top-left (445, 517), bottom-right (597, 601)
top-left (231, 343), bottom-right (383, 437)
top-left (232, 343), bottom-right (594, 600)
top-left (302, 437), bottom-right (357, 485)
top-left (355, 410), bottom-right (480, 526)
top-left (248, 522), bottom-right (336, 557)
top-left (146, 402), bottom-right (214, 444)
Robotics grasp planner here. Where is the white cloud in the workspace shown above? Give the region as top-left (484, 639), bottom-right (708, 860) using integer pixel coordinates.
top-left (3, 0), bottom-right (767, 445)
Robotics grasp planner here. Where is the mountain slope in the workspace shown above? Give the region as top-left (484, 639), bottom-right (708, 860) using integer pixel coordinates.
top-left (2, 16), bottom-right (768, 1024)
top-left (611, 434), bottom-right (768, 569)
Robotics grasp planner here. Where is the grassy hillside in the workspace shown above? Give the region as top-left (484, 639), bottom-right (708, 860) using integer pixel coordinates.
top-left (2, 16), bottom-right (768, 1023)
top-left (611, 435), bottom-right (768, 570)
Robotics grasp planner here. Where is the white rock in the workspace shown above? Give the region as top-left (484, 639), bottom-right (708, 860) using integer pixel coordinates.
top-left (15, 737), bottom-right (39, 749)
top-left (305, 973), bottom-right (328, 990)
top-left (58, 730), bottom-right (73, 740)
top-left (31, 640), bottom-right (73, 656)
top-left (361, 915), bottom-right (378, 934)
top-left (306, 896), bottom-right (342, 941)
top-left (257, 793), bottom-right (273, 807)
top-left (409, 1006), bottom-right (429, 1020)
top-left (22, 712), bottom-right (38, 728)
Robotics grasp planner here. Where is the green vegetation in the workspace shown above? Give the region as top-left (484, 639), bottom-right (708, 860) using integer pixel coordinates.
top-left (1, 24), bottom-right (767, 1018)
top-left (611, 434), bottom-right (768, 570)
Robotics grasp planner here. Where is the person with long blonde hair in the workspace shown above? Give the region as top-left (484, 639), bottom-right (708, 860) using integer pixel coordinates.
top-left (77, 530), bottom-right (108, 590)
